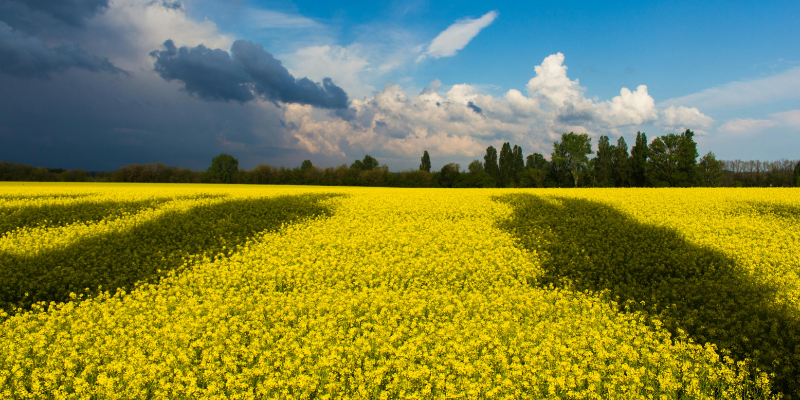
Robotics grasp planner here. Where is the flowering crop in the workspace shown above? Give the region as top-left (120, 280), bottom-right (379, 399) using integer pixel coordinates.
top-left (0, 183), bottom-right (794, 399)
top-left (498, 188), bottom-right (800, 397)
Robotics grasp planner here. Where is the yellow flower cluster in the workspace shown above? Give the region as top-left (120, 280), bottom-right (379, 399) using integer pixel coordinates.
top-left (0, 183), bottom-right (789, 399)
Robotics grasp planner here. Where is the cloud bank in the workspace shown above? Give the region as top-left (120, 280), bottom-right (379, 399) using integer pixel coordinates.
top-left (8, 0), bottom-right (110, 27)
top-left (0, 21), bottom-right (125, 78)
top-left (151, 39), bottom-right (349, 108)
top-left (281, 52), bottom-right (700, 162)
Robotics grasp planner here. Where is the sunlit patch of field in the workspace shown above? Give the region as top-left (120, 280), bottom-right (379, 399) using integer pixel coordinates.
top-left (1, 183), bottom-right (797, 399)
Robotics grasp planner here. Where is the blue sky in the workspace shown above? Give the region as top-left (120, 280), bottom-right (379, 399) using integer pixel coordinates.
top-left (1, 0), bottom-right (798, 170)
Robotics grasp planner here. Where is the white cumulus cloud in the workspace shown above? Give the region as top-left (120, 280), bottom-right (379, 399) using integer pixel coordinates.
top-left (658, 106), bottom-right (714, 134)
top-left (278, 52), bottom-right (685, 164)
top-left (417, 11), bottom-right (498, 62)
top-left (282, 44), bottom-right (374, 100)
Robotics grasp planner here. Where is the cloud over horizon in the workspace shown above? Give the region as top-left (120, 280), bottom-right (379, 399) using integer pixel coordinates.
top-left (1, 0), bottom-right (790, 171)
top-left (280, 52), bottom-right (701, 163)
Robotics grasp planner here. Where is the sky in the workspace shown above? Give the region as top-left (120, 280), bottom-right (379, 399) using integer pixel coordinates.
top-left (1, 0), bottom-right (798, 171)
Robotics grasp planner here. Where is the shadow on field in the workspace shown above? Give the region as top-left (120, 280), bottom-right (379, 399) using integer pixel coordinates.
top-left (0, 193), bottom-right (339, 314)
top-left (0, 196), bottom-right (217, 236)
top-left (745, 201), bottom-right (800, 221)
top-left (496, 194), bottom-right (800, 398)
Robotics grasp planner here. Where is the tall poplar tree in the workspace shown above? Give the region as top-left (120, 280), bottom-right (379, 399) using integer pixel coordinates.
top-left (483, 146), bottom-right (499, 187)
top-left (498, 142), bottom-right (513, 187)
top-left (419, 150), bottom-right (431, 172)
top-left (676, 129), bottom-right (699, 187)
top-left (630, 131), bottom-right (649, 187)
top-left (512, 145), bottom-right (525, 187)
top-left (593, 135), bottom-right (615, 187)
top-left (612, 136), bottom-right (631, 187)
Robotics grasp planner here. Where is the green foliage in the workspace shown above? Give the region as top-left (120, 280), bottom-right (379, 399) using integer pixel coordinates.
top-left (208, 154), bottom-right (239, 183)
top-left (630, 132), bottom-right (649, 187)
top-left (498, 142), bottom-right (513, 188)
top-left (511, 145), bottom-right (524, 187)
top-left (438, 163), bottom-right (460, 188)
top-left (698, 152), bottom-right (724, 187)
top-left (612, 137), bottom-right (631, 187)
top-left (647, 134), bottom-right (682, 187)
top-left (420, 150), bottom-right (432, 173)
top-left (483, 146), bottom-right (499, 187)
top-left (593, 135), bottom-right (615, 187)
top-left (551, 132), bottom-right (593, 188)
top-left (457, 160), bottom-right (495, 188)
top-left (498, 194), bottom-right (800, 397)
top-left (467, 159), bottom-right (483, 174)
top-left (677, 129), bottom-right (699, 186)
top-left (794, 161), bottom-right (800, 187)
top-left (301, 160), bottom-right (314, 172)
top-left (0, 194), bottom-right (338, 313)
top-left (524, 153), bottom-right (549, 188)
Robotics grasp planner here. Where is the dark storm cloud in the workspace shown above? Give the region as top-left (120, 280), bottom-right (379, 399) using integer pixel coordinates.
top-left (8, 0), bottom-right (109, 27)
top-left (467, 101), bottom-right (482, 114)
top-left (0, 21), bottom-right (126, 78)
top-left (150, 39), bottom-right (349, 109)
top-left (150, 40), bottom-right (255, 102)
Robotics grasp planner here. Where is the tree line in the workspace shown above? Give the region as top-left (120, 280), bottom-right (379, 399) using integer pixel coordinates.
top-left (2, 130), bottom-right (799, 187)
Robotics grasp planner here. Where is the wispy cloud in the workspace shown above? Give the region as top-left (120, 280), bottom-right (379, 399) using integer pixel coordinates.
top-left (417, 11), bottom-right (498, 62)
top-left (769, 109), bottom-right (800, 127)
top-left (246, 9), bottom-right (321, 29)
top-left (718, 118), bottom-right (778, 134)
top-left (659, 66), bottom-right (800, 110)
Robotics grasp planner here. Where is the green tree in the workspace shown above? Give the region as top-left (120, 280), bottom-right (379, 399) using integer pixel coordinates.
top-left (794, 161), bottom-right (800, 187)
top-left (350, 159), bottom-right (364, 172)
top-left (498, 142), bottom-right (513, 187)
top-left (208, 153), bottom-right (239, 183)
top-left (525, 153), bottom-right (549, 188)
top-left (460, 160), bottom-right (494, 188)
top-left (593, 135), bottom-right (615, 187)
top-left (512, 145), bottom-right (525, 187)
top-left (697, 151), bottom-right (724, 187)
top-left (438, 163), bottom-right (460, 188)
top-left (483, 145), bottom-right (499, 187)
top-left (468, 159), bottom-right (484, 174)
top-left (551, 132), bottom-right (593, 188)
top-left (362, 155), bottom-right (379, 171)
top-left (676, 129), bottom-right (699, 186)
top-left (300, 160), bottom-right (313, 172)
top-left (630, 131), bottom-right (649, 187)
top-left (419, 150), bottom-right (431, 172)
top-left (612, 136), bottom-right (631, 187)
top-left (352, 155), bottom-right (379, 172)
top-left (647, 134), bottom-right (682, 186)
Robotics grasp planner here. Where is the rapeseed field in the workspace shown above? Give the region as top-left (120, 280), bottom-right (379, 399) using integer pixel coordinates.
top-left (1, 182), bottom-right (797, 399)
